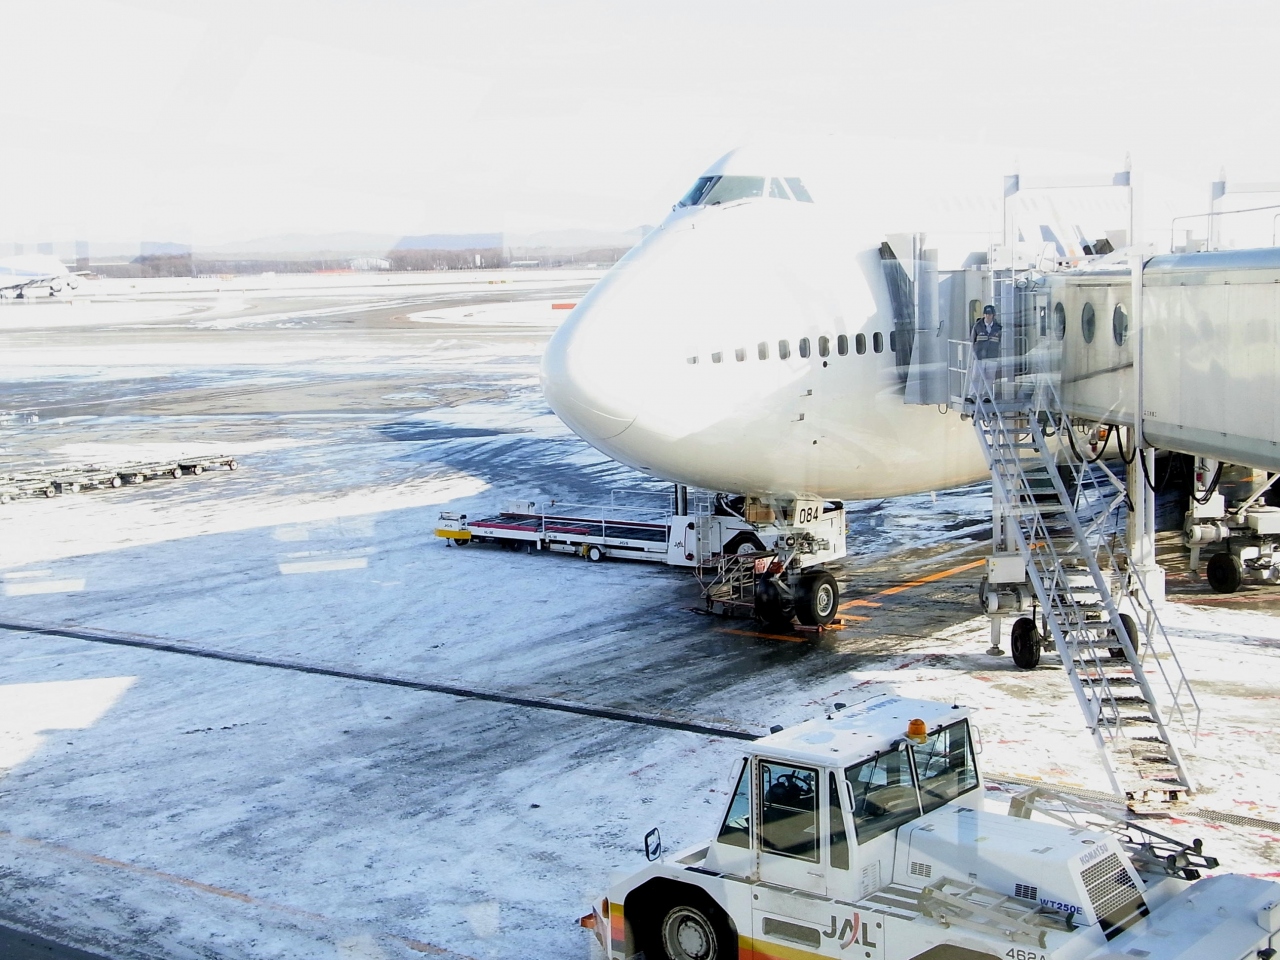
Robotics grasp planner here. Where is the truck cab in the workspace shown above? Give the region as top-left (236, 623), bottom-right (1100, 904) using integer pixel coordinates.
top-left (585, 696), bottom-right (1280, 960)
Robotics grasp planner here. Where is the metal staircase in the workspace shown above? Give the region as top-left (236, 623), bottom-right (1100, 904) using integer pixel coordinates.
top-left (970, 383), bottom-right (1201, 805)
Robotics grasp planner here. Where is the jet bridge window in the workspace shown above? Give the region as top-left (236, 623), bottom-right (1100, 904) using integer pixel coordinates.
top-left (914, 720), bottom-right (979, 813)
top-left (702, 176), bottom-right (766, 205)
top-left (837, 334), bottom-right (849, 356)
top-left (717, 759), bottom-right (751, 849)
top-left (1081, 302), bottom-right (1096, 344)
top-left (784, 177), bottom-right (814, 202)
top-left (799, 337), bottom-right (811, 358)
top-left (759, 761), bottom-right (819, 862)
top-left (846, 744), bottom-right (919, 844)
top-left (855, 334), bottom-right (866, 355)
top-left (818, 336), bottom-right (830, 357)
top-left (1112, 303), bottom-right (1129, 345)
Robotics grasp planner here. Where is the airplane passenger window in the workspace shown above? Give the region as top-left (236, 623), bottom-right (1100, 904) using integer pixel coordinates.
top-left (677, 176), bottom-right (718, 208)
top-left (769, 178), bottom-right (791, 200)
top-left (778, 340), bottom-right (791, 360)
top-left (687, 356), bottom-right (698, 364)
top-left (784, 177), bottom-right (814, 202)
top-left (873, 332), bottom-right (884, 353)
top-left (837, 334), bottom-right (848, 356)
top-left (1053, 302), bottom-right (1066, 340)
top-left (818, 336), bottom-right (830, 357)
top-left (1081, 302), bottom-right (1096, 344)
top-left (712, 352), bottom-right (723, 363)
top-left (758, 341), bottom-right (770, 360)
top-left (1112, 303), bottom-right (1128, 345)
top-left (702, 176), bottom-right (766, 205)
top-left (889, 331), bottom-right (897, 353)
top-left (735, 347), bottom-right (746, 362)
top-left (799, 338), bottom-right (811, 359)
top-left (855, 334), bottom-right (866, 355)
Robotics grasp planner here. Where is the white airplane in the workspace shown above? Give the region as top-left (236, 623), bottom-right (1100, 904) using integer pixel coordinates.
top-left (0, 254), bottom-right (82, 298)
top-left (541, 143), bottom-right (998, 495)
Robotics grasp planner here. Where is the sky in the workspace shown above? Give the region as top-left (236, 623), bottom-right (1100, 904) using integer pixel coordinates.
top-left (5, 0), bottom-right (1280, 247)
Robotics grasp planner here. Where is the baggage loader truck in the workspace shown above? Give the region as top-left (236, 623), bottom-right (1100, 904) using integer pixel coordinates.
top-left (582, 696), bottom-right (1280, 960)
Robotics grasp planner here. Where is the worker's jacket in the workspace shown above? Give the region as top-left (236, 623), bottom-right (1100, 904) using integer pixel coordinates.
top-left (972, 319), bottom-right (1002, 360)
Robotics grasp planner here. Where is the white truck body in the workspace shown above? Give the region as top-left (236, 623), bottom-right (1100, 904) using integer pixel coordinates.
top-left (585, 696), bottom-right (1280, 960)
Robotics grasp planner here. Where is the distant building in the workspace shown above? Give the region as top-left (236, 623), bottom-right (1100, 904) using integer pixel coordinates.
top-left (350, 257), bottom-right (391, 271)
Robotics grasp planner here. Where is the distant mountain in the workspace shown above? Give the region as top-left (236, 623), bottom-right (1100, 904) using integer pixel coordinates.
top-left (394, 233), bottom-right (502, 251)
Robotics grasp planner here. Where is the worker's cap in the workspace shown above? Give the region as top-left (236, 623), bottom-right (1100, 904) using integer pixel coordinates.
top-left (982, 304), bottom-right (996, 315)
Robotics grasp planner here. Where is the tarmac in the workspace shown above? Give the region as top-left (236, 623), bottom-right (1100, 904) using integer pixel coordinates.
top-left (1, 272), bottom-right (1278, 960)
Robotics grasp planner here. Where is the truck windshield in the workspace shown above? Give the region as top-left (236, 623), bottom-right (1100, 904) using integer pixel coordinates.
top-left (845, 744), bottom-right (919, 844)
top-left (914, 721), bottom-right (978, 813)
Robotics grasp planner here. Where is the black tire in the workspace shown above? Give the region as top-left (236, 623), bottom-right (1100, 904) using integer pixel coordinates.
top-left (723, 531), bottom-right (765, 556)
top-left (1011, 617), bottom-right (1041, 669)
top-left (795, 569), bottom-right (839, 626)
top-left (1109, 613), bottom-right (1141, 660)
top-left (1207, 552), bottom-right (1244, 593)
top-left (656, 902), bottom-right (730, 960)
top-left (754, 577), bottom-right (792, 627)
top-left (453, 536), bottom-right (470, 546)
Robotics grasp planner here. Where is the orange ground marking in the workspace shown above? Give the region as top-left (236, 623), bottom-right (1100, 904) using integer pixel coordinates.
top-left (838, 557), bottom-right (986, 611)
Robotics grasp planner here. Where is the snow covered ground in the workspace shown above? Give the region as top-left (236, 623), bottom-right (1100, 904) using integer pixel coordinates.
top-left (1, 273), bottom-right (1279, 959)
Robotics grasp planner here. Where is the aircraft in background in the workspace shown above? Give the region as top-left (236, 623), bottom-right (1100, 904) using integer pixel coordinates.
top-left (0, 254), bottom-right (85, 298)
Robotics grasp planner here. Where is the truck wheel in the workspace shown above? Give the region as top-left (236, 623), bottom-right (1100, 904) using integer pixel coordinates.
top-left (1108, 613), bottom-right (1142, 660)
top-left (1207, 552), bottom-right (1244, 593)
top-left (1011, 617), bottom-right (1041, 669)
top-left (586, 545), bottom-right (604, 562)
top-left (111, 475), bottom-right (123, 488)
top-left (754, 577), bottom-right (792, 627)
top-left (795, 570), bottom-right (839, 626)
top-left (658, 903), bottom-right (727, 960)
top-left (171, 467), bottom-right (183, 479)
top-left (723, 532), bottom-right (765, 556)
top-left (191, 464), bottom-right (203, 476)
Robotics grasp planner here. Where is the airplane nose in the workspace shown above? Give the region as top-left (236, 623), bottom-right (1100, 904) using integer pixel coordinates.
top-left (541, 280), bottom-right (642, 441)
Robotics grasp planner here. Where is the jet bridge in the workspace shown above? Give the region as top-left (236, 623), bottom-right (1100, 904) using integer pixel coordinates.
top-left (888, 235), bottom-right (1280, 806)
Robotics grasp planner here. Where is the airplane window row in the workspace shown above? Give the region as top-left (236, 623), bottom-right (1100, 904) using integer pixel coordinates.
top-left (688, 331), bottom-right (889, 365)
top-left (677, 175), bottom-right (814, 208)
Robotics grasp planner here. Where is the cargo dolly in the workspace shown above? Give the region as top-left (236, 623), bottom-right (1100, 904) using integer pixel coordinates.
top-left (0, 455), bottom-right (239, 502)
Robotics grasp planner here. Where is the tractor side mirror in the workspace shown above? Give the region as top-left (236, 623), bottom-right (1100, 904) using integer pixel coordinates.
top-left (644, 827), bottom-right (662, 862)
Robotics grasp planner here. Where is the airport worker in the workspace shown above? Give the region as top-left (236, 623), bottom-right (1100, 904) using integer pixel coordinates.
top-left (971, 304), bottom-right (1001, 398)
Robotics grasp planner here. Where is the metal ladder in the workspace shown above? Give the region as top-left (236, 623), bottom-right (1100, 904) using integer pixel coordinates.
top-left (971, 384), bottom-right (1201, 805)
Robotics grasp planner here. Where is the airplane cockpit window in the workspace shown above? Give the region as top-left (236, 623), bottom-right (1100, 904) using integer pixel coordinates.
top-left (702, 176), bottom-right (765, 205)
top-left (785, 177), bottom-right (814, 202)
top-left (677, 177), bottom-right (718, 208)
top-left (677, 175), bottom-right (800, 207)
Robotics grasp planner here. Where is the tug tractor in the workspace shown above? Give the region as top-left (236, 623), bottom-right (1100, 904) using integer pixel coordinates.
top-left (582, 696), bottom-right (1280, 960)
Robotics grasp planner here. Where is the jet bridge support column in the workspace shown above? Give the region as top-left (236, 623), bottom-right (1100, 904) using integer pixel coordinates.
top-left (1128, 245), bottom-right (1165, 604)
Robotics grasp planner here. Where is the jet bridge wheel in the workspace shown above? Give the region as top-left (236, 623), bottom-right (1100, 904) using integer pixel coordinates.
top-left (1010, 617), bottom-right (1041, 669)
top-left (795, 569), bottom-right (839, 626)
top-left (1108, 613), bottom-right (1142, 660)
top-left (1207, 551), bottom-right (1245, 593)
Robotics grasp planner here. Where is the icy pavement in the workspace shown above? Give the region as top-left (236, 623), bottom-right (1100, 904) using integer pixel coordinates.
top-left (2, 273), bottom-right (1280, 959)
